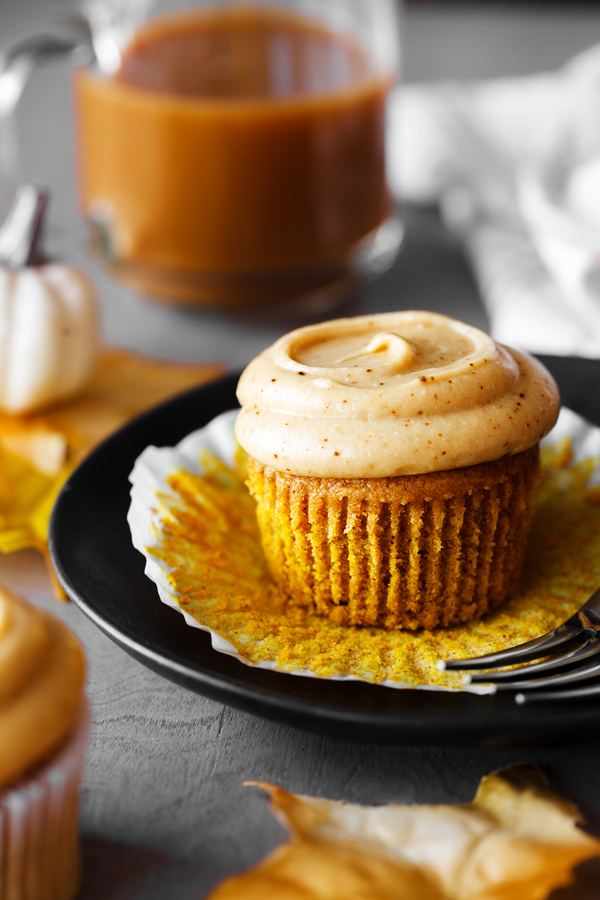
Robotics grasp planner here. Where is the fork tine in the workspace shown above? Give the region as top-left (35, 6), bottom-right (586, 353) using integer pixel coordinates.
top-left (578, 584), bottom-right (600, 617)
top-left (516, 681), bottom-right (600, 703)
top-left (468, 635), bottom-right (600, 684)
top-left (493, 656), bottom-right (600, 692)
top-left (440, 584), bottom-right (600, 672)
top-left (440, 619), bottom-right (588, 671)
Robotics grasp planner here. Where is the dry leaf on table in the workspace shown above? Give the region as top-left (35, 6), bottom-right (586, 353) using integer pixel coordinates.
top-left (0, 348), bottom-right (224, 596)
top-left (208, 765), bottom-right (600, 900)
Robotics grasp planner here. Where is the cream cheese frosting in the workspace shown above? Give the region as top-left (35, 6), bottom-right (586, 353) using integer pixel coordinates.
top-left (0, 587), bottom-right (86, 790)
top-left (235, 311), bottom-right (560, 477)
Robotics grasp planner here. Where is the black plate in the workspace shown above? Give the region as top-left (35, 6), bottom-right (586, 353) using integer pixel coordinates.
top-left (49, 371), bottom-right (600, 747)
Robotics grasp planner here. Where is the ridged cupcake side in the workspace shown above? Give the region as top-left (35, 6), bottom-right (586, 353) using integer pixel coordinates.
top-left (247, 446), bottom-right (538, 629)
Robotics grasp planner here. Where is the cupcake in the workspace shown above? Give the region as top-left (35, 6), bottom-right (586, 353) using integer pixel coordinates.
top-left (0, 586), bottom-right (88, 900)
top-left (235, 311), bottom-right (560, 629)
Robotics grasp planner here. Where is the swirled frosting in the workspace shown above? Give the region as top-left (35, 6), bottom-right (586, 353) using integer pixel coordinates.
top-left (0, 588), bottom-right (86, 790)
top-left (235, 311), bottom-right (560, 477)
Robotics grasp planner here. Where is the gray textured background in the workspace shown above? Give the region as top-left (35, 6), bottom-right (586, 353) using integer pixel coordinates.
top-left (2, 2), bottom-right (600, 897)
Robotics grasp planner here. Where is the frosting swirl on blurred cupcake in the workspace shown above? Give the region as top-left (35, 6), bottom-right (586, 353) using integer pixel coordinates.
top-left (0, 588), bottom-right (86, 789)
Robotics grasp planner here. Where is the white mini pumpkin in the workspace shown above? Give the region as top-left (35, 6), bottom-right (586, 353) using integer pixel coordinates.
top-left (0, 263), bottom-right (99, 415)
top-left (0, 185), bottom-right (100, 415)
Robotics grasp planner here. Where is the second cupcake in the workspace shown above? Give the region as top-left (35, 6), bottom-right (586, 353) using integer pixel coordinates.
top-left (235, 311), bottom-right (560, 629)
top-left (0, 587), bottom-right (88, 900)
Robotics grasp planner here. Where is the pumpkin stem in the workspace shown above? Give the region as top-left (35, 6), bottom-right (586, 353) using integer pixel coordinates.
top-left (0, 184), bottom-right (48, 268)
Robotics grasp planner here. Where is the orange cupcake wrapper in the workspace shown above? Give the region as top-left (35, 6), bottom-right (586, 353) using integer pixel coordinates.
top-left (247, 448), bottom-right (539, 629)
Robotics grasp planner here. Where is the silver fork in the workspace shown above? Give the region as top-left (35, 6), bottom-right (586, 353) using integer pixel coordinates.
top-left (438, 586), bottom-right (600, 704)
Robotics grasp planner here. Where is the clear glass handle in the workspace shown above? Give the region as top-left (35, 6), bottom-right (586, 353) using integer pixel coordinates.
top-left (0, 14), bottom-right (94, 117)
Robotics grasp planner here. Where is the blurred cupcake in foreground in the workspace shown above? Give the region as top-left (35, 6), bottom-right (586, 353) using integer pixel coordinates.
top-left (0, 586), bottom-right (88, 900)
top-left (235, 311), bottom-right (560, 629)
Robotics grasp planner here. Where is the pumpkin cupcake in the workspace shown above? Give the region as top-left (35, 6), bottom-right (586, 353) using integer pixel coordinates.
top-left (0, 586), bottom-right (88, 900)
top-left (235, 311), bottom-right (560, 629)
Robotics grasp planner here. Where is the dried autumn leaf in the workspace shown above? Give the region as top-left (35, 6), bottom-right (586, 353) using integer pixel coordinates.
top-left (0, 426), bottom-right (68, 477)
top-left (0, 347), bottom-right (223, 594)
top-left (35, 348), bottom-right (225, 459)
top-left (208, 766), bottom-right (600, 900)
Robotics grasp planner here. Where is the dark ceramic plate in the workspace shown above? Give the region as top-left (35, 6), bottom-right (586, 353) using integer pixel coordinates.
top-left (49, 370), bottom-right (600, 747)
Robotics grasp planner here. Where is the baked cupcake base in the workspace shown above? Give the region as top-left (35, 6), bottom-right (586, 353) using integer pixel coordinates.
top-left (247, 446), bottom-right (539, 629)
top-left (0, 704), bottom-right (89, 900)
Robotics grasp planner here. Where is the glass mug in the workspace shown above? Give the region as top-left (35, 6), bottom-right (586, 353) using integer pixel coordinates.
top-left (1, 0), bottom-right (401, 307)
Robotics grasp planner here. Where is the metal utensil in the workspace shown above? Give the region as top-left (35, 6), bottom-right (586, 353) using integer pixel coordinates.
top-left (439, 585), bottom-right (600, 704)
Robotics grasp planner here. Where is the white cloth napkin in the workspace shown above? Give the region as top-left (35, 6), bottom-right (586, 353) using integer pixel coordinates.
top-left (387, 45), bottom-right (600, 357)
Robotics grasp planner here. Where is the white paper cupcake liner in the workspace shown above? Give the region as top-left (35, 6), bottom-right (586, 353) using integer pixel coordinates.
top-left (0, 703), bottom-right (89, 900)
top-left (128, 407), bottom-right (600, 694)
